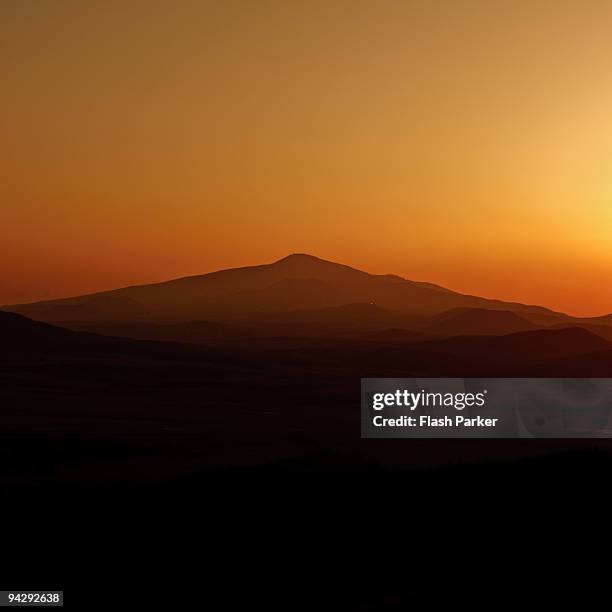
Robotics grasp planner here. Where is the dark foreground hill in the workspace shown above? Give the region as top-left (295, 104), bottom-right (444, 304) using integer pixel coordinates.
top-left (2, 311), bottom-right (611, 609)
top-left (2, 309), bottom-right (612, 608)
top-left (0, 312), bottom-right (610, 491)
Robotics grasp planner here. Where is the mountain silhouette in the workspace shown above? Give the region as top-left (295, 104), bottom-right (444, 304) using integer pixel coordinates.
top-left (4, 254), bottom-right (612, 349)
top-left (3, 253), bottom-right (576, 326)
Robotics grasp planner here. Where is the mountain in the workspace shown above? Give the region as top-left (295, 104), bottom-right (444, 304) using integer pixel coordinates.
top-left (3, 253), bottom-right (571, 327)
top-left (423, 307), bottom-right (539, 337)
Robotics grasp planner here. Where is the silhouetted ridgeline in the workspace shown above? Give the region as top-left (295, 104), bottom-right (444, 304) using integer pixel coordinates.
top-left (4, 254), bottom-right (612, 346)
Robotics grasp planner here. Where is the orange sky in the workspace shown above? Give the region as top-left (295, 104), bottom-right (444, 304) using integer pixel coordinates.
top-left (2, 1), bottom-right (611, 316)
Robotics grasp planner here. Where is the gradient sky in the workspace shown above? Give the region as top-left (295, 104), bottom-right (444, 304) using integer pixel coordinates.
top-left (2, 1), bottom-right (612, 316)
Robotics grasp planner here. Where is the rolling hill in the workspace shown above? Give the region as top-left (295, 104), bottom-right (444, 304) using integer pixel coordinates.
top-left (418, 326), bottom-right (611, 363)
top-left (422, 307), bottom-right (539, 337)
top-left (0, 311), bottom-right (90, 350)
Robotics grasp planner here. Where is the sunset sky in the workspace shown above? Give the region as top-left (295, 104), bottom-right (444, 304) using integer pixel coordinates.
top-left (2, 1), bottom-right (612, 316)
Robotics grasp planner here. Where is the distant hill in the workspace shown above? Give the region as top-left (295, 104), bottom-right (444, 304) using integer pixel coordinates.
top-left (420, 327), bottom-right (611, 363)
top-left (1, 311), bottom-right (610, 380)
top-left (65, 319), bottom-right (250, 347)
top-left (3, 253), bottom-right (567, 323)
top-left (423, 307), bottom-right (539, 337)
top-left (0, 311), bottom-right (86, 350)
top-left (63, 303), bottom-right (423, 344)
top-left (0, 311), bottom-right (218, 361)
top-left (547, 321), bottom-right (612, 342)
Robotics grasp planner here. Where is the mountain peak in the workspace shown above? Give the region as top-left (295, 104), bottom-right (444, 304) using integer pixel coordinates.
top-left (274, 253), bottom-right (326, 265)
top-left (271, 253), bottom-right (380, 282)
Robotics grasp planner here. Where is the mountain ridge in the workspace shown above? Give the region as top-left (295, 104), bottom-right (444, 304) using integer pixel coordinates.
top-left (3, 254), bottom-right (610, 331)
